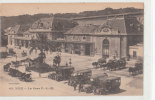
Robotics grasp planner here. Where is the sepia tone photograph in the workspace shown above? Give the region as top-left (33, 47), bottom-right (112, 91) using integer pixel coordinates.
top-left (0, 3), bottom-right (144, 96)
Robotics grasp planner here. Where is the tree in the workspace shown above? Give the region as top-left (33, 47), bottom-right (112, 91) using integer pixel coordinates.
top-left (29, 33), bottom-right (59, 77)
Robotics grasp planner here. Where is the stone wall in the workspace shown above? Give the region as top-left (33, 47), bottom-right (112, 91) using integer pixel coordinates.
top-left (92, 36), bottom-right (121, 58)
top-left (65, 35), bottom-right (128, 58)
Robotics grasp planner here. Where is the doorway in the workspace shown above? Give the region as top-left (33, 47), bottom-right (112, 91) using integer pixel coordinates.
top-left (85, 44), bottom-right (90, 56)
top-left (102, 39), bottom-right (109, 57)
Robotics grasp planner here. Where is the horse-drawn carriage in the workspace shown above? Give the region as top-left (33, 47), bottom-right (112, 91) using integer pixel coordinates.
top-left (19, 73), bottom-right (32, 82)
top-left (8, 67), bottom-right (32, 82)
top-left (4, 61), bottom-right (21, 72)
top-left (8, 48), bottom-right (16, 56)
top-left (48, 66), bottom-right (74, 81)
top-left (129, 61), bottom-right (143, 75)
top-left (8, 68), bottom-right (21, 77)
top-left (92, 76), bottom-right (121, 95)
top-left (106, 58), bottom-right (126, 71)
top-left (80, 73), bottom-right (121, 95)
top-left (92, 57), bottom-right (126, 71)
top-left (0, 52), bottom-right (8, 58)
top-left (3, 59), bottom-right (33, 82)
top-left (92, 58), bottom-right (106, 69)
top-left (80, 73), bottom-right (108, 93)
top-left (68, 69), bottom-right (92, 86)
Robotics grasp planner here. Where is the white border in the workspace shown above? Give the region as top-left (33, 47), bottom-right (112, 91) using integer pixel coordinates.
top-left (151, 0), bottom-right (155, 100)
top-left (0, 0), bottom-right (145, 3)
top-left (0, 0), bottom-right (153, 100)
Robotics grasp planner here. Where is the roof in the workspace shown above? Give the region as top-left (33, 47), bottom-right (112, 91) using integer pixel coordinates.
top-left (65, 14), bottom-right (144, 36)
top-left (65, 18), bottom-right (126, 35)
top-left (74, 69), bottom-right (92, 73)
top-left (31, 17), bottom-right (54, 29)
top-left (65, 25), bottom-right (98, 35)
top-left (5, 24), bottom-right (31, 35)
top-left (4, 25), bottom-right (20, 35)
top-left (91, 73), bottom-right (108, 79)
top-left (106, 18), bottom-right (126, 34)
top-left (30, 17), bottom-right (77, 33)
top-left (98, 76), bottom-right (120, 81)
top-left (129, 43), bottom-right (143, 49)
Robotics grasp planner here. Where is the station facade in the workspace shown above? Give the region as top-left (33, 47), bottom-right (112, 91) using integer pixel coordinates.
top-left (6, 12), bottom-right (144, 59)
top-left (61, 12), bottom-right (144, 58)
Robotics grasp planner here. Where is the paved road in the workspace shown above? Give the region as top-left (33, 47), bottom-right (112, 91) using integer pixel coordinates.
top-left (0, 53), bottom-right (143, 96)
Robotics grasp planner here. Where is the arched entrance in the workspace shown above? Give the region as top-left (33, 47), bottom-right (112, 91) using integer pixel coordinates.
top-left (102, 39), bottom-right (109, 57)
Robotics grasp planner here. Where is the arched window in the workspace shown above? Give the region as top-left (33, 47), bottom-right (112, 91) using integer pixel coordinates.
top-left (102, 39), bottom-right (109, 57)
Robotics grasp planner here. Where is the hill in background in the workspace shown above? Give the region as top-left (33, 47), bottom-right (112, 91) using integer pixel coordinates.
top-left (0, 7), bottom-right (143, 46)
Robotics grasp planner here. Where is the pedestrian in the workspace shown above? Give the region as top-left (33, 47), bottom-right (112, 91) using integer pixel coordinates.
top-left (93, 86), bottom-right (97, 94)
top-left (73, 82), bottom-right (77, 91)
top-left (79, 83), bottom-right (82, 92)
top-left (78, 84), bottom-right (80, 92)
top-left (66, 62), bottom-right (68, 67)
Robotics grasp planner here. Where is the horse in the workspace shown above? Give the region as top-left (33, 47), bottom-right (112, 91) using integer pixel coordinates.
top-left (3, 63), bottom-right (11, 72)
top-left (92, 62), bottom-right (99, 69)
top-left (128, 67), bottom-right (137, 75)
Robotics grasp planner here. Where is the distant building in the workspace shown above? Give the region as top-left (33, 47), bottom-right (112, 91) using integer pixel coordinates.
top-left (129, 43), bottom-right (143, 59)
top-left (29, 17), bottom-right (77, 40)
top-left (60, 12), bottom-right (144, 58)
top-left (6, 17), bottom-right (77, 54)
top-left (6, 12), bottom-right (144, 59)
top-left (5, 24), bottom-right (33, 53)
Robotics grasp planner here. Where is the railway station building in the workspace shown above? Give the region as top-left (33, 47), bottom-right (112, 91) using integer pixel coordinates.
top-left (60, 12), bottom-right (144, 59)
top-left (6, 12), bottom-right (144, 59)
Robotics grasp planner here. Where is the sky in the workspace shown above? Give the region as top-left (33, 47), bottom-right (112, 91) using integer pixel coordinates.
top-left (0, 3), bottom-right (144, 16)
